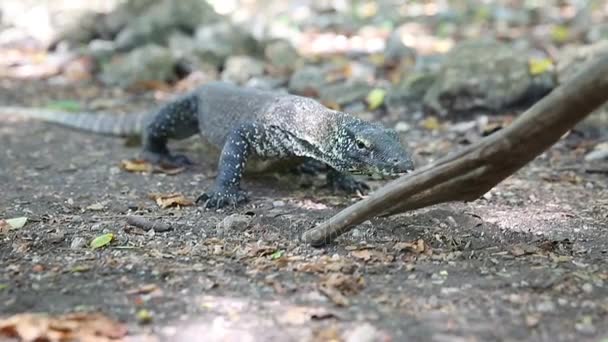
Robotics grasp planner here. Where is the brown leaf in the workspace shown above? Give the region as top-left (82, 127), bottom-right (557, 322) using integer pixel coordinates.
top-left (350, 249), bottom-right (374, 262)
top-left (0, 220), bottom-right (10, 234)
top-left (319, 273), bottom-right (365, 306)
top-left (0, 312), bottom-right (127, 341)
top-left (278, 306), bottom-right (336, 325)
top-left (394, 239), bottom-right (430, 254)
top-left (120, 159), bottom-right (185, 175)
top-left (148, 193), bottom-right (194, 209)
top-left (510, 244), bottom-right (539, 257)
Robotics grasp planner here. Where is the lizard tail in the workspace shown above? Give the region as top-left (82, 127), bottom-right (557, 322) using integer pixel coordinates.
top-left (0, 107), bottom-right (148, 137)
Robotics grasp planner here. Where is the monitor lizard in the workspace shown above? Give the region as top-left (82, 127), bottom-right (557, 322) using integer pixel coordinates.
top-left (2, 82), bottom-right (415, 209)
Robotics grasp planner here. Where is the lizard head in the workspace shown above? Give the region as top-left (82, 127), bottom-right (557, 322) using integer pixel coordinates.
top-left (332, 122), bottom-right (414, 177)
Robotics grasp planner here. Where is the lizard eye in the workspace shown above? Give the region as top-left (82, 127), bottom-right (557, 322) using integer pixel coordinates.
top-left (356, 139), bottom-right (368, 150)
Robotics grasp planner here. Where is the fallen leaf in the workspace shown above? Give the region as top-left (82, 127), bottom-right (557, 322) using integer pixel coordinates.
top-left (90, 233), bottom-right (114, 249)
top-left (136, 309), bottom-right (153, 324)
top-left (0, 284), bottom-right (7, 291)
top-left (278, 306), bottom-right (336, 325)
top-left (528, 58), bottom-right (554, 76)
top-left (126, 284), bottom-right (160, 295)
top-left (366, 88), bottom-right (386, 110)
top-left (120, 159), bottom-right (185, 175)
top-left (551, 25), bottom-right (570, 43)
top-left (5, 217), bottom-right (27, 229)
top-left (149, 193), bottom-right (194, 209)
top-left (86, 203), bottom-right (105, 211)
top-left (350, 249), bottom-right (373, 262)
top-left (319, 273), bottom-right (365, 306)
top-left (270, 250), bottom-right (285, 260)
top-left (0, 312), bottom-right (127, 341)
top-left (120, 159), bottom-right (152, 173)
top-left (394, 239), bottom-right (430, 254)
top-left (420, 116), bottom-right (441, 131)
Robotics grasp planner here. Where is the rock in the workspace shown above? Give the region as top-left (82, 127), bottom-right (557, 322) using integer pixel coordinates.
top-left (216, 214), bottom-right (253, 234)
top-left (394, 121), bottom-right (411, 132)
top-left (584, 142), bottom-right (608, 161)
top-left (272, 200), bottom-right (285, 207)
top-left (100, 44), bottom-right (176, 87)
top-left (384, 25), bottom-right (417, 66)
top-left (70, 237), bottom-right (87, 249)
top-left (264, 39), bottom-right (300, 73)
top-left (386, 72), bottom-right (436, 115)
top-left (558, 41), bottom-right (608, 137)
top-left (194, 22), bottom-right (261, 68)
top-left (114, 0), bottom-right (220, 51)
top-left (221, 56), bottom-right (265, 85)
top-left (586, 23), bottom-right (608, 43)
top-left (344, 323), bottom-right (382, 342)
top-left (423, 39), bottom-right (555, 117)
top-left (319, 81), bottom-right (373, 107)
top-left (288, 65), bottom-right (326, 96)
top-left (87, 39), bottom-right (117, 59)
top-left (557, 41), bottom-right (608, 84)
top-left (245, 76), bottom-right (287, 91)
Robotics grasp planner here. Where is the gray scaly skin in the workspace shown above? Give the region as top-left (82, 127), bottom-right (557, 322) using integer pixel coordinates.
top-left (2, 82), bottom-right (415, 208)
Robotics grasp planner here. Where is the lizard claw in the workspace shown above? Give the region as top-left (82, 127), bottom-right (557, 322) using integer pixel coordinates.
top-left (141, 151), bottom-right (194, 168)
top-left (327, 172), bottom-right (370, 194)
top-left (196, 188), bottom-right (248, 209)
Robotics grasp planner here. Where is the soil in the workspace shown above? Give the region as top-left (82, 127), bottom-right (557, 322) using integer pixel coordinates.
top-left (1, 80), bottom-right (607, 341)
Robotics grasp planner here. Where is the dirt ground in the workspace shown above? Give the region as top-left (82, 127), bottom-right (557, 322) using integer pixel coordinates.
top-left (1, 81), bottom-right (608, 342)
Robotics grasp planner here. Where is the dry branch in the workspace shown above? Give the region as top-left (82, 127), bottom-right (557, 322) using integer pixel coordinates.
top-left (302, 55), bottom-right (608, 246)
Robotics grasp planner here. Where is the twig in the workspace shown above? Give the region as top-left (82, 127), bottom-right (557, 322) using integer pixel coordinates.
top-left (126, 216), bottom-right (172, 232)
top-left (302, 55), bottom-right (608, 246)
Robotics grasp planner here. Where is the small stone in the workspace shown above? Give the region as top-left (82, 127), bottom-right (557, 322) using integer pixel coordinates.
top-left (70, 237), bottom-right (87, 249)
top-left (394, 122), bottom-right (411, 132)
top-left (344, 323), bottom-right (381, 342)
top-left (272, 200), bottom-right (285, 207)
top-left (216, 214), bottom-right (252, 233)
top-left (100, 44), bottom-right (176, 87)
top-left (221, 55), bottom-right (265, 85)
top-left (288, 65), bottom-right (325, 95)
top-left (581, 283), bottom-right (593, 293)
top-left (584, 142), bottom-right (608, 161)
top-left (537, 300), bottom-right (555, 313)
top-left (264, 39), bottom-right (299, 73)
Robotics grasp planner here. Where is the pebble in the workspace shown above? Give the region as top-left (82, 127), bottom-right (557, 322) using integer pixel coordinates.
top-left (70, 237), bottom-right (87, 249)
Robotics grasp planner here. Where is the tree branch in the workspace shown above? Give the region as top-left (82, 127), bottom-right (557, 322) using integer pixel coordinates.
top-left (302, 55), bottom-right (608, 246)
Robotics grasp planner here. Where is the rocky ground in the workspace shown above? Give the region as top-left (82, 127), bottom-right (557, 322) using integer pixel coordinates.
top-left (1, 0), bottom-right (608, 341)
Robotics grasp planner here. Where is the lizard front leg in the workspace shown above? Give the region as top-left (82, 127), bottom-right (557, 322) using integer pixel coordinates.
top-left (196, 124), bottom-right (258, 209)
top-left (326, 169), bottom-right (370, 194)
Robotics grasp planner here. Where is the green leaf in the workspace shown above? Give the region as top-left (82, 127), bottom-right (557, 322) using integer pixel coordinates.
top-left (45, 100), bottom-right (83, 112)
top-left (551, 25), bottom-right (570, 43)
top-left (136, 309), bottom-right (153, 324)
top-left (270, 250), bottom-right (284, 260)
top-left (5, 217), bottom-right (27, 229)
top-left (366, 88), bottom-right (386, 110)
top-left (90, 233), bottom-right (114, 249)
top-left (529, 58), bottom-right (554, 76)
top-left (0, 284), bottom-right (7, 291)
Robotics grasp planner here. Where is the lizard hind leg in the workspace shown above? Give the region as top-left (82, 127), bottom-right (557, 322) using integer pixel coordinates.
top-left (141, 94), bottom-right (201, 168)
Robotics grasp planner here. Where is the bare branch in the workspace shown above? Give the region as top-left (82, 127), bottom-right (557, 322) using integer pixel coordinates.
top-left (302, 55), bottom-right (608, 246)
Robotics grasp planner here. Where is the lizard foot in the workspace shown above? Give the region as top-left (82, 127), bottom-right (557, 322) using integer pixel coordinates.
top-left (327, 171), bottom-right (370, 194)
top-left (141, 151), bottom-right (194, 168)
top-left (196, 188), bottom-right (248, 209)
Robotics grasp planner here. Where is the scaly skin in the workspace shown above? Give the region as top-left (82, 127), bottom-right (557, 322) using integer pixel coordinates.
top-left (1, 82), bottom-right (415, 209)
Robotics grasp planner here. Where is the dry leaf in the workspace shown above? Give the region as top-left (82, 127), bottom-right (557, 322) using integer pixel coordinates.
top-left (394, 239), bottom-right (430, 254)
top-left (350, 249), bottom-right (374, 262)
top-left (278, 306), bottom-right (336, 325)
top-left (319, 273), bottom-right (365, 306)
top-left (120, 159), bottom-right (185, 175)
top-left (148, 193), bottom-right (194, 209)
top-left (420, 116), bottom-right (441, 131)
top-left (0, 312), bottom-right (127, 341)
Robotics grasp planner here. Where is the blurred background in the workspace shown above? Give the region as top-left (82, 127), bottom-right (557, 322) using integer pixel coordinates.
top-left (1, 0), bottom-right (607, 148)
